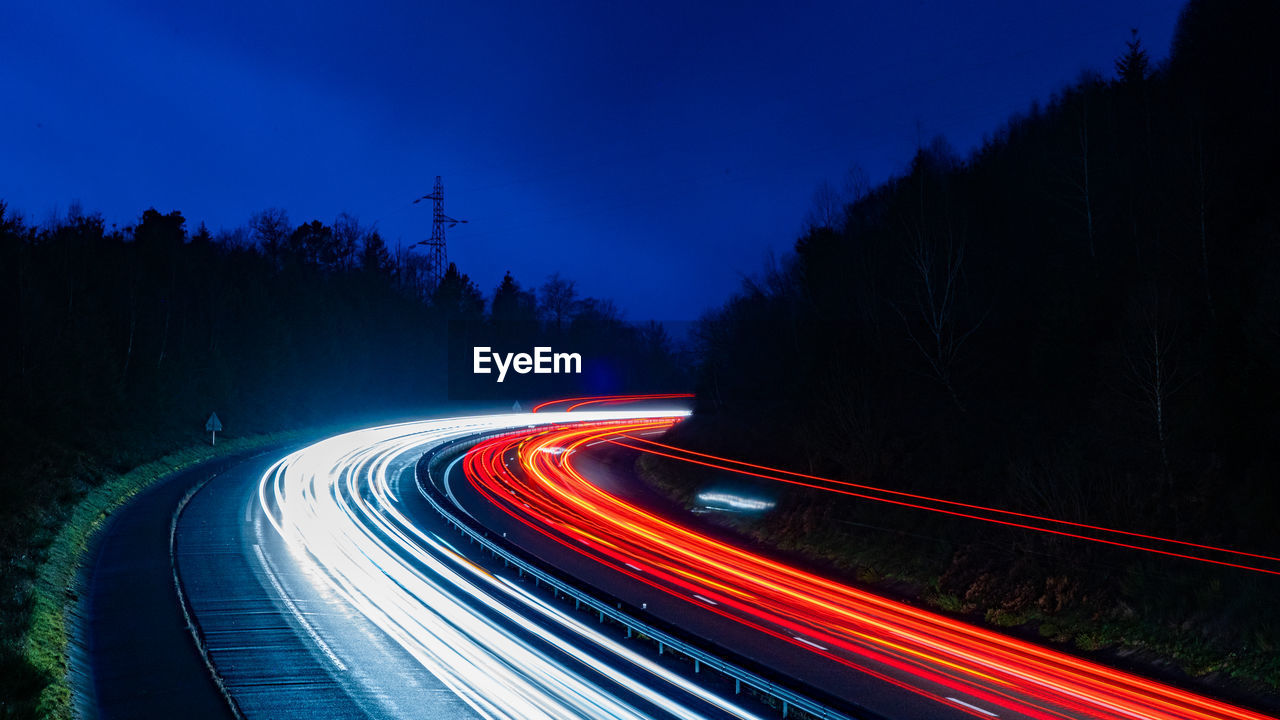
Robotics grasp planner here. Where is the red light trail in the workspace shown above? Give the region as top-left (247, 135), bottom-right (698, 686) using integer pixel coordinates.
top-left (607, 435), bottom-right (1280, 576)
top-left (461, 417), bottom-right (1274, 720)
top-left (531, 393), bottom-right (696, 413)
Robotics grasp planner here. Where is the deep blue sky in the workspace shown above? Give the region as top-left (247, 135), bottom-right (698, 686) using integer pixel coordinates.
top-left (2, 1), bottom-right (1183, 321)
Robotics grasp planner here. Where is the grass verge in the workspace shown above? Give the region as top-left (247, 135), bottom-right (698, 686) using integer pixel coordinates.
top-left (635, 451), bottom-right (1280, 703)
top-left (22, 429), bottom-right (313, 720)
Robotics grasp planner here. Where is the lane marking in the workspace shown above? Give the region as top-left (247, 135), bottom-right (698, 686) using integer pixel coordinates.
top-left (792, 635), bottom-right (828, 651)
top-left (693, 594), bottom-right (718, 606)
top-left (441, 454), bottom-right (477, 521)
top-left (947, 697), bottom-right (999, 717)
top-left (624, 563), bottom-right (644, 573)
top-left (253, 543), bottom-right (348, 671)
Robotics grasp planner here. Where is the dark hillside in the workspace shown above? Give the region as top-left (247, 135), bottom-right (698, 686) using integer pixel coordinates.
top-left (669, 0), bottom-right (1280, 694)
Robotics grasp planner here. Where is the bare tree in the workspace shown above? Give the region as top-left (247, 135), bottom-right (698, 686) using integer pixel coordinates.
top-left (894, 226), bottom-right (983, 411)
top-left (249, 208), bottom-right (290, 267)
top-left (841, 164), bottom-right (871, 205)
top-left (803, 164), bottom-right (871, 232)
top-left (330, 212), bottom-right (362, 271)
top-left (1049, 73), bottom-right (1103, 261)
top-left (214, 226), bottom-right (252, 251)
top-left (539, 272), bottom-right (579, 332)
top-left (804, 179), bottom-right (843, 231)
top-left (1121, 289), bottom-right (1186, 482)
top-left (1010, 455), bottom-right (1088, 526)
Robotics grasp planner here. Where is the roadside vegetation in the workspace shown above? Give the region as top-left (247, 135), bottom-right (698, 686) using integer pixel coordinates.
top-left (22, 431), bottom-right (315, 720)
top-left (641, 451), bottom-right (1280, 699)
top-left (653, 0), bottom-right (1280, 705)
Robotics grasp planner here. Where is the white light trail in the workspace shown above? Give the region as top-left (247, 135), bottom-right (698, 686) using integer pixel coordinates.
top-left (696, 492), bottom-right (776, 512)
top-left (255, 411), bottom-right (764, 720)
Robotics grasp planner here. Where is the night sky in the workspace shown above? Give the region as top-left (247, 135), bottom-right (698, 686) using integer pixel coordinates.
top-left (2, 1), bottom-right (1182, 321)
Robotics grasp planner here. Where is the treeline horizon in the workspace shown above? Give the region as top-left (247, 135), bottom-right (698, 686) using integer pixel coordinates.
top-left (0, 198), bottom-right (688, 712)
top-left (673, 0), bottom-right (1280, 690)
top-left (0, 202), bottom-right (687, 465)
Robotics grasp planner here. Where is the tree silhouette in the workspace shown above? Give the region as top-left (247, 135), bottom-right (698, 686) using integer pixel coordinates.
top-left (359, 230), bottom-right (394, 277)
top-left (678, 0), bottom-right (1280, 679)
top-left (1115, 29), bottom-right (1150, 86)
top-left (431, 262), bottom-right (485, 318)
top-left (539, 272), bottom-right (579, 333)
top-left (490, 271), bottom-right (537, 336)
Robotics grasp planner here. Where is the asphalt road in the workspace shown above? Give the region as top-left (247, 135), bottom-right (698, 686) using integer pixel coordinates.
top-left (435, 433), bottom-right (970, 720)
top-left (176, 448), bottom-right (476, 719)
top-left (77, 414), bottom-right (952, 720)
top-left (87, 411), bottom-right (1268, 720)
top-left (443, 421), bottom-right (1280, 720)
top-left (173, 413), bottom-right (772, 720)
top-left (81, 448), bottom-right (258, 720)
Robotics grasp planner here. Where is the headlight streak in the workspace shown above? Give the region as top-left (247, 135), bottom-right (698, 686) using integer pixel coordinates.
top-left (695, 492), bottom-right (776, 512)
top-left (461, 422), bottom-right (1276, 720)
top-left (254, 411), bottom-right (772, 720)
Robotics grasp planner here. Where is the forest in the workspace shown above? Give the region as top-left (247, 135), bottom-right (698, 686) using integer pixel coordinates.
top-left (656, 0), bottom-right (1280, 695)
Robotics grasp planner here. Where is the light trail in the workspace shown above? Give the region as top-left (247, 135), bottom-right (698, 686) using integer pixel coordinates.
top-left (461, 421), bottom-right (1276, 720)
top-left (256, 410), bottom-right (774, 720)
top-left (531, 394), bottom-right (696, 413)
top-left (608, 435), bottom-right (1280, 575)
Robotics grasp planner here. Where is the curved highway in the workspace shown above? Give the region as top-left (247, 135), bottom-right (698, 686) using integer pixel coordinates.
top-left (160, 408), bottom-right (1277, 720)
top-left (176, 411), bottom-right (776, 719)
top-left (443, 418), bottom-right (1274, 720)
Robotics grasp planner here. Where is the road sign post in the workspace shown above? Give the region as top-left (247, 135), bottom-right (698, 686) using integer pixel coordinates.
top-left (205, 412), bottom-right (223, 446)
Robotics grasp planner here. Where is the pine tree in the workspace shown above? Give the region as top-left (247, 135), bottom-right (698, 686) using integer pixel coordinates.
top-left (1116, 28), bottom-right (1150, 86)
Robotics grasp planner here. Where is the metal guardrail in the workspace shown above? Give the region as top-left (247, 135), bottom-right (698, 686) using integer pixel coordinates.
top-left (416, 428), bottom-right (871, 720)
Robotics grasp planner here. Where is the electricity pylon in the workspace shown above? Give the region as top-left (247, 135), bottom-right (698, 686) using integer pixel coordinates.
top-left (413, 176), bottom-right (467, 290)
